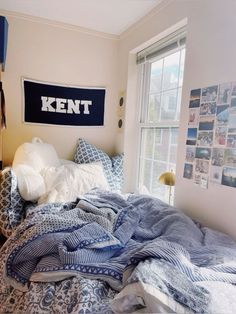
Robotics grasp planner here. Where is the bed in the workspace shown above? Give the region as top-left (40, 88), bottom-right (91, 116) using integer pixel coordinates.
top-left (1, 138), bottom-right (236, 314)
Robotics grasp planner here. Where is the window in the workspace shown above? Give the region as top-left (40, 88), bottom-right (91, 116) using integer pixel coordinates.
top-left (137, 28), bottom-right (186, 204)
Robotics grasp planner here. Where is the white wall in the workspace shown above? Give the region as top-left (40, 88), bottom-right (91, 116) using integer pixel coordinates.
top-left (118, 0), bottom-right (236, 239)
top-left (0, 12), bottom-right (119, 164)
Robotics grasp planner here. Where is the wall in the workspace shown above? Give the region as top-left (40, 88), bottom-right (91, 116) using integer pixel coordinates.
top-left (118, 0), bottom-right (236, 239)
top-left (0, 12), bottom-right (119, 164)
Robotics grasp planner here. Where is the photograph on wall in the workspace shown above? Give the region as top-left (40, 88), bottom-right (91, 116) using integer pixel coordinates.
top-left (201, 85), bottom-right (218, 102)
top-left (195, 147), bottom-right (211, 160)
top-left (194, 173), bottom-right (201, 186)
top-left (188, 108), bottom-right (200, 126)
top-left (197, 131), bottom-right (213, 147)
top-left (195, 159), bottom-right (209, 174)
top-left (227, 134), bottom-right (236, 148)
top-left (186, 146), bottom-right (195, 162)
top-left (199, 116), bottom-right (215, 131)
top-left (231, 97), bottom-right (236, 108)
top-left (200, 102), bottom-right (216, 116)
top-left (231, 82), bottom-right (236, 97)
top-left (221, 166), bottom-right (236, 188)
top-left (214, 126), bottom-right (227, 146)
top-left (200, 175), bottom-right (208, 189)
top-left (228, 114), bottom-right (236, 132)
top-left (224, 149), bottom-right (236, 167)
top-left (189, 88), bottom-right (201, 108)
top-left (218, 82), bottom-right (232, 104)
top-left (210, 166), bottom-right (223, 185)
top-left (186, 128), bottom-right (198, 145)
top-left (183, 163), bottom-right (193, 179)
top-left (212, 148), bottom-right (225, 167)
top-left (216, 105), bottom-right (229, 125)
top-left (23, 78), bottom-right (106, 126)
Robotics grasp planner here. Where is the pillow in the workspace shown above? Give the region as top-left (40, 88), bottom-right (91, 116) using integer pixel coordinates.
top-left (13, 137), bottom-right (60, 173)
top-left (0, 168), bottom-right (25, 237)
top-left (38, 162), bottom-right (109, 204)
top-left (74, 139), bottom-right (124, 191)
top-left (13, 165), bottom-right (46, 201)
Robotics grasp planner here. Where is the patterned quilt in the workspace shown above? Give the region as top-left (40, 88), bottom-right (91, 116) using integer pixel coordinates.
top-left (1, 189), bottom-right (236, 313)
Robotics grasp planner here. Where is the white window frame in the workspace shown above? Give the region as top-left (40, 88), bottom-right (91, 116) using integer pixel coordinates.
top-left (136, 44), bottom-right (186, 200)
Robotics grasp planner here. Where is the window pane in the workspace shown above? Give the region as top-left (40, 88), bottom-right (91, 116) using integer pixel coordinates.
top-left (160, 89), bottom-right (178, 121)
top-left (139, 158), bottom-right (152, 191)
top-left (139, 127), bottom-right (178, 203)
top-left (162, 51), bottom-right (180, 91)
top-left (150, 59), bottom-right (163, 93)
top-left (140, 128), bottom-right (154, 159)
top-left (154, 129), bottom-right (168, 161)
top-left (151, 161), bottom-right (168, 200)
top-left (147, 94), bottom-right (161, 122)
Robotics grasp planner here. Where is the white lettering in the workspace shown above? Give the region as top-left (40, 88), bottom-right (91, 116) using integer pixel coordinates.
top-left (41, 96), bottom-right (56, 112)
top-left (67, 99), bottom-right (81, 114)
top-left (40, 97), bottom-right (93, 114)
top-left (81, 100), bottom-right (92, 114)
top-left (56, 98), bottom-right (67, 113)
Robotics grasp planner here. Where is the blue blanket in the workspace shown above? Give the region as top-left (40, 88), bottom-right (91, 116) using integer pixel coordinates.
top-left (2, 190), bottom-right (236, 313)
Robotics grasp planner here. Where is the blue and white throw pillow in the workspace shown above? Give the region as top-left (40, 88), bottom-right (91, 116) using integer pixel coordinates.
top-left (74, 139), bottom-right (124, 192)
top-left (0, 168), bottom-right (25, 237)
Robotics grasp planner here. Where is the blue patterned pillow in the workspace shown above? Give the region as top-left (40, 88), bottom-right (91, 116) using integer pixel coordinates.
top-left (0, 168), bottom-right (25, 237)
top-left (74, 139), bottom-right (124, 191)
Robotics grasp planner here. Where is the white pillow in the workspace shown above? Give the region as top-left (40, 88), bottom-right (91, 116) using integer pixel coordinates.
top-left (38, 162), bottom-right (109, 204)
top-left (13, 164), bottom-right (46, 201)
top-left (13, 137), bottom-right (60, 173)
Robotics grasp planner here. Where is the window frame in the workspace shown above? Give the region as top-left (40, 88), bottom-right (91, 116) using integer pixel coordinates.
top-left (136, 44), bottom-right (186, 199)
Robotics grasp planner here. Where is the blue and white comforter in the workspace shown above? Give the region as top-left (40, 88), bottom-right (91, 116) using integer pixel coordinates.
top-left (1, 189), bottom-right (236, 313)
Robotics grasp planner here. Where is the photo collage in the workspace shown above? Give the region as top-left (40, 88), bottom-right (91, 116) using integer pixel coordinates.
top-left (184, 81), bottom-right (236, 189)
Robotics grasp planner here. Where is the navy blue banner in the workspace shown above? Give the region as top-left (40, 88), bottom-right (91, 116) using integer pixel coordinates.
top-left (23, 79), bottom-right (105, 126)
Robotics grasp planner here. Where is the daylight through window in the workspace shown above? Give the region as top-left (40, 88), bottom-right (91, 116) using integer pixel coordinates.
top-left (137, 29), bottom-right (186, 203)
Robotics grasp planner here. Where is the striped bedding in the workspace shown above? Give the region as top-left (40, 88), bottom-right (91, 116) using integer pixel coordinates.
top-left (1, 190), bottom-right (236, 313)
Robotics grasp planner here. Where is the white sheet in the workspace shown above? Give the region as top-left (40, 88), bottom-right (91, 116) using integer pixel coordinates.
top-left (38, 162), bottom-right (109, 204)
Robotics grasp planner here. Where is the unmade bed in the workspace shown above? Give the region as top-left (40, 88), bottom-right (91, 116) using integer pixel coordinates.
top-left (1, 138), bottom-right (236, 313)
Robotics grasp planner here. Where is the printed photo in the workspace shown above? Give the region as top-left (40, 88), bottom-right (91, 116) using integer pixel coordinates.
top-left (228, 114), bottom-right (236, 130)
top-left (201, 85), bottom-right (218, 102)
top-left (186, 146), bottom-right (196, 162)
top-left (224, 148), bottom-right (236, 167)
top-left (200, 175), bottom-right (208, 189)
top-left (189, 88), bottom-right (201, 108)
top-left (194, 173), bottom-right (201, 186)
top-left (183, 163), bottom-right (193, 179)
top-left (221, 166), bottom-right (236, 188)
top-left (200, 102), bottom-right (216, 116)
top-left (195, 147), bottom-right (211, 160)
top-left (188, 108), bottom-right (200, 126)
top-left (210, 166), bottom-right (223, 184)
top-left (227, 134), bottom-right (236, 148)
top-left (216, 105), bottom-right (229, 125)
top-left (186, 128), bottom-right (197, 145)
top-left (231, 97), bottom-right (236, 108)
top-left (199, 116), bottom-right (215, 131)
top-left (214, 126), bottom-right (227, 146)
top-left (195, 159), bottom-right (209, 174)
top-left (212, 148), bottom-right (225, 167)
top-left (186, 139), bottom-right (196, 145)
top-left (197, 131), bottom-right (213, 147)
top-left (231, 82), bottom-right (236, 97)
top-left (218, 82), bottom-right (231, 104)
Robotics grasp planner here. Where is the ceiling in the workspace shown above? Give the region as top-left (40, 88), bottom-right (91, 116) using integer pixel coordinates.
top-left (0, 0), bottom-right (163, 35)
